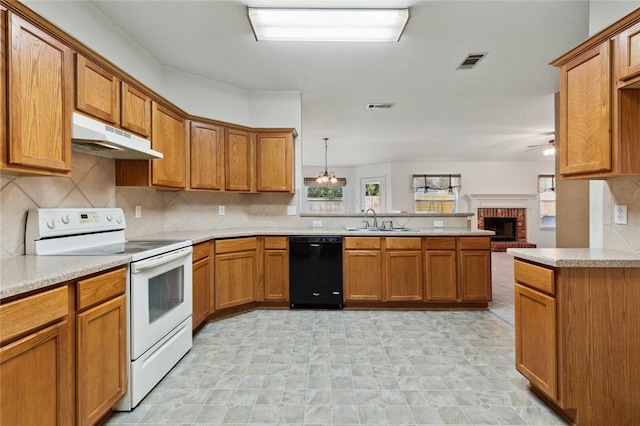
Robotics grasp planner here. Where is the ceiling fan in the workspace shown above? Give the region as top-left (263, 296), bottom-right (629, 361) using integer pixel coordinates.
top-left (526, 132), bottom-right (555, 156)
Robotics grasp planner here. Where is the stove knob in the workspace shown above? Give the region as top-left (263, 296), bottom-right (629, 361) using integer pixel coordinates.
top-left (61, 215), bottom-right (70, 224)
top-left (116, 216), bottom-right (122, 224)
top-left (106, 214), bottom-right (113, 221)
top-left (46, 219), bottom-right (56, 229)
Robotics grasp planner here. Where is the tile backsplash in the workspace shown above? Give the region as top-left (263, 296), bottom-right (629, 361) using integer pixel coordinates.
top-left (606, 177), bottom-right (640, 253)
top-left (0, 152), bottom-right (299, 257)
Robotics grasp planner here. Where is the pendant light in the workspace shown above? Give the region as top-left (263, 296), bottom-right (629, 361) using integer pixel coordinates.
top-left (317, 137), bottom-right (339, 185)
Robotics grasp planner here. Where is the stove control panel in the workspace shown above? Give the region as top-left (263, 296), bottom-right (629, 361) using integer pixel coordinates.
top-left (26, 208), bottom-right (126, 241)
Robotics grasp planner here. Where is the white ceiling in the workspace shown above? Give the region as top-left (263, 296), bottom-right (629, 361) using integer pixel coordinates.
top-left (89, 0), bottom-right (590, 167)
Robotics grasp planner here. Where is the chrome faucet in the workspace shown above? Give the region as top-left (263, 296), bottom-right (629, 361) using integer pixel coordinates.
top-left (365, 208), bottom-right (378, 228)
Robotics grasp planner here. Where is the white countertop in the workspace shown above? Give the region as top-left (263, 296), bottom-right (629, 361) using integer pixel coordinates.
top-left (1, 227), bottom-right (491, 300)
top-left (507, 248), bottom-right (640, 268)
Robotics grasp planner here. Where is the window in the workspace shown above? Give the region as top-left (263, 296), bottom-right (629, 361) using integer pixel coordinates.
top-left (538, 174), bottom-right (556, 228)
top-left (304, 178), bottom-right (346, 213)
top-left (412, 174), bottom-right (461, 213)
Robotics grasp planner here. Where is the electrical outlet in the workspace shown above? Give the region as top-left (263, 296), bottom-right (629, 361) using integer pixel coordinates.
top-left (287, 205), bottom-right (297, 215)
top-left (134, 206), bottom-right (142, 219)
top-left (313, 220), bottom-right (322, 228)
top-left (434, 220), bottom-right (444, 227)
top-left (614, 204), bottom-right (628, 225)
top-left (218, 205), bottom-right (225, 216)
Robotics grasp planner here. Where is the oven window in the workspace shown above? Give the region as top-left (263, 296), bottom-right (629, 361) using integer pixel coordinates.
top-left (148, 265), bottom-right (184, 323)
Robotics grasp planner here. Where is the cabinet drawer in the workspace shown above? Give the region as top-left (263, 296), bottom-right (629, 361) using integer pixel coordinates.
top-left (77, 268), bottom-right (126, 311)
top-left (216, 237), bottom-right (258, 254)
top-left (344, 237), bottom-right (381, 250)
top-left (0, 286), bottom-right (69, 344)
top-left (264, 236), bottom-right (287, 250)
top-left (459, 237), bottom-right (491, 250)
top-left (385, 237), bottom-right (421, 250)
top-left (424, 237), bottom-right (456, 250)
top-left (514, 260), bottom-right (555, 295)
top-left (192, 241), bottom-right (212, 262)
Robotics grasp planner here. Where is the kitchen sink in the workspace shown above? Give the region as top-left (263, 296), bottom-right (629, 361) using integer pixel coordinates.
top-left (345, 227), bottom-right (413, 232)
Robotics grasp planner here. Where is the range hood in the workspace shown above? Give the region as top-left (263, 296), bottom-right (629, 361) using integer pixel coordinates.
top-left (71, 112), bottom-right (163, 160)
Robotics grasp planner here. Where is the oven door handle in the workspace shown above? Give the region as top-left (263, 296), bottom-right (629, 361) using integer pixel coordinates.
top-left (131, 247), bottom-right (192, 273)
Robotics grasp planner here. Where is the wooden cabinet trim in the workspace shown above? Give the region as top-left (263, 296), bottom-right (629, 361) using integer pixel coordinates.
top-left (514, 260), bottom-right (555, 295)
top-left (424, 237), bottom-right (457, 250)
top-left (0, 286), bottom-right (69, 344)
top-left (385, 237), bottom-right (421, 250)
top-left (76, 267), bottom-right (126, 311)
top-left (459, 236), bottom-right (491, 250)
top-left (344, 237), bottom-right (381, 250)
top-left (215, 237), bottom-right (258, 254)
top-left (264, 236), bottom-right (288, 250)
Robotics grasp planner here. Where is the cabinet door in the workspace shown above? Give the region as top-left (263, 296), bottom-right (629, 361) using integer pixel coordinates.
top-left (121, 82), bottom-right (151, 137)
top-left (459, 250), bottom-right (492, 301)
top-left (617, 21), bottom-right (640, 84)
top-left (151, 101), bottom-right (186, 189)
top-left (190, 122), bottom-right (225, 190)
top-left (560, 42), bottom-right (611, 176)
top-left (256, 132), bottom-right (294, 192)
top-left (425, 250), bottom-right (457, 301)
top-left (1, 7), bottom-right (6, 166)
top-left (1, 322), bottom-right (73, 425)
top-left (264, 250), bottom-right (289, 301)
top-left (215, 251), bottom-right (257, 309)
top-left (514, 283), bottom-right (557, 401)
top-left (386, 251), bottom-right (422, 301)
top-left (344, 250), bottom-right (383, 301)
top-left (6, 13), bottom-right (72, 174)
top-left (76, 295), bottom-right (127, 426)
top-left (225, 128), bottom-right (254, 191)
top-left (76, 55), bottom-right (119, 124)
top-left (192, 253), bottom-right (212, 330)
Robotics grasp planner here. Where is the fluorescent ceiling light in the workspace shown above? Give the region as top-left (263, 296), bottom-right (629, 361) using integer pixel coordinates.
top-left (247, 7), bottom-right (410, 42)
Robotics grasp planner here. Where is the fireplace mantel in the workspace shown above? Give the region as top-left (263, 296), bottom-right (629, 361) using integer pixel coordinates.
top-left (463, 194), bottom-right (537, 209)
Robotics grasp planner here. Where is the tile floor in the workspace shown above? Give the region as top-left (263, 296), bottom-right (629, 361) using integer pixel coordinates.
top-left (107, 306), bottom-right (567, 425)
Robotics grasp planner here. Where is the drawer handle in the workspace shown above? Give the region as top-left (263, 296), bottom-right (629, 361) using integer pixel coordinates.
top-left (313, 292), bottom-right (320, 296)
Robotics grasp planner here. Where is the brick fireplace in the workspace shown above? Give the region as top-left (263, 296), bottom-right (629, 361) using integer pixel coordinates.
top-left (477, 207), bottom-right (536, 252)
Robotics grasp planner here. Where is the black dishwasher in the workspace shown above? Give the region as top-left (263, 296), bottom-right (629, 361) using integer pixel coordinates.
top-left (289, 236), bottom-right (343, 309)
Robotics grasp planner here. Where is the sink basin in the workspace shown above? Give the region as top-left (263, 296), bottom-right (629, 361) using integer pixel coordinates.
top-left (345, 227), bottom-right (413, 232)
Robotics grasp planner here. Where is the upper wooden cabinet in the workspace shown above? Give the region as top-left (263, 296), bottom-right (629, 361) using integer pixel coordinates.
top-left (152, 102), bottom-right (186, 188)
top-left (225, 128), bottom-right (254, 192)
top-left (190, 121), bottom-right (225, 190)
top-left (617, 21), bottom-right (640, 85)
top-left (76, 54), bottom-right (151, 137)
top-left (116, 101), bottom-right (187, 189)
top-left (553, 8), bottom-right (640, 179)
top-left (256, 131), bottom-right (295, 193)
top-left (2, 12), bottom-right (73, 176)
top-left (558, 43), bottom-right (612, 176)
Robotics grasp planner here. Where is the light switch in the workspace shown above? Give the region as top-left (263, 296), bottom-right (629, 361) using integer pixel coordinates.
top-left (134, 206), bottom-right (142, 219)
top-left (219, 205), bottom-right (225, 215)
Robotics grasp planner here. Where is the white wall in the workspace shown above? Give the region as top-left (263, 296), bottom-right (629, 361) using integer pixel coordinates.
top-left (589, 1), bottom-right (640, 36)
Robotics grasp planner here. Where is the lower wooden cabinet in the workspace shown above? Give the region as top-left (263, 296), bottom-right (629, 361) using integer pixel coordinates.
top-left (385, 238), bottom-right (422, 301)
top-left (215, 237), bottom-right (258, 310)
top-left (514, 282), bottom-right (557, 400)
top-left (75, 268), bottom-right (127, 426)
top-left (344, 238), bottom-right (383, 301)
top-left (0, 286), bottom-right (73, 426)
top-left (424, 237), bottom-right (458, 301)
top-left (459, 237), bottom-right (492, 301)
top-left (192, 241), bottom-right (214, 330)
top-left (263, 237), bottom-right (289, 301)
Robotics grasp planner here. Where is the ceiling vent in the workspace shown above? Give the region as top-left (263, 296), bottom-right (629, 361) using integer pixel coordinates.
top-left (367, 103), bottom-right (395, 109)
top-left (457, 53), bottom-right (487, 70)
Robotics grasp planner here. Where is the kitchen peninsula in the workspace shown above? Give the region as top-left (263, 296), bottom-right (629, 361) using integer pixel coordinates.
top-left (508, 248), bottom-right (640, 425)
